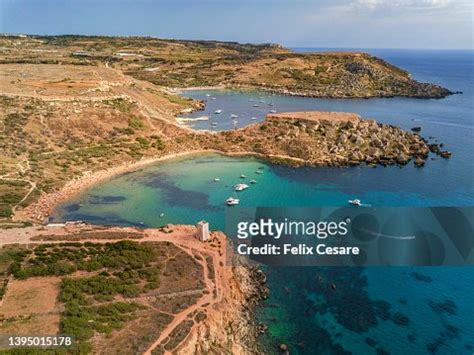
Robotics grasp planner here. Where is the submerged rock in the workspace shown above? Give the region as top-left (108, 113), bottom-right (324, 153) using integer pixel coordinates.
top-left (414, 158), bottom-right (425, 167)
top-left (440, 151), bottom-right (452, 158)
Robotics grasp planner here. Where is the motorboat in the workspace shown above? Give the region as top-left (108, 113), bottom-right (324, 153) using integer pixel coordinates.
top-left (240, 174), bottom-right (246, 178)
top-left (234, 183), bottom-right (249, 191)
top-left (230, 114), bottom-right (238, 118)
top-left (214, 109), bottom-right (222, 114)
top-left (255, 170), bottom-right (263, 174)
top-left (211, 122), bottom-right (218, 126)
top-left (253, 104), bottom-right (259, 107)
top-left (269, 110), bottom-right (277, 113)
top-left (159, 213), bottom-right (165, 217)
top-left (251, 117), bottom-right (257, 120)
top-left (348, 199), bottom-right (362, 206)
top-left (226, 197), bottom-right (240, 206)
top-left (213, 178), bottom-right (220, 182)
top-left (250, 180), bottom-right (257, 184)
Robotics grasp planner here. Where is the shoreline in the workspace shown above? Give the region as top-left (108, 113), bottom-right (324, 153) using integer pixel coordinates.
top-left (15, 149), bottom-right (306, 224)
top-left (174, 84), bottom-right (454, 99)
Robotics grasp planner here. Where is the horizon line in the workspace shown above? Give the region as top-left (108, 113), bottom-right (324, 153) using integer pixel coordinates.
top-left (1, 32), bottom-right (473, 51)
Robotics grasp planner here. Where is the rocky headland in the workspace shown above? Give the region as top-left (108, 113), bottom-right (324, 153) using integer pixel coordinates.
top-left (180, 111), bottom-right (451, 168)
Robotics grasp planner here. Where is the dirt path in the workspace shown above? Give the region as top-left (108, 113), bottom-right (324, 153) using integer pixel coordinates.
top-left (0, 158), bottom-right (36, 213)
top-left (0, 225), bottom-right (229, 354)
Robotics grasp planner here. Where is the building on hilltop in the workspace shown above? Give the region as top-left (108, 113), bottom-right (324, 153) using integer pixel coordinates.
top-left (196, 220), bottom-right (210, 242)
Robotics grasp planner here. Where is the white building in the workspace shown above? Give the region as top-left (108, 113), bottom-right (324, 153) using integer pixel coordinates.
top-left (196, 220), bottom-right (210, 242)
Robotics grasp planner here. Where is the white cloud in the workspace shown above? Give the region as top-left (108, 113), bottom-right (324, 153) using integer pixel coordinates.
top-left (352, 0), bottom-right (456, 11)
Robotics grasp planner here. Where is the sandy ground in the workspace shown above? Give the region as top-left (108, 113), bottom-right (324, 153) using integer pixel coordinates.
top-left (0, 277), bottom-right (61, 317)
top-left (0, 276), bottom-right (61, 335)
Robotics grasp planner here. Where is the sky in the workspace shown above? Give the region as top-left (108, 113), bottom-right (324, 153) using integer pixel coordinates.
top-left (0, 0), bottom-right (472, 49)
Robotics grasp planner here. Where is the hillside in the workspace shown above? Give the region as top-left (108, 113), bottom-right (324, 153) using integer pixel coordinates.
top-left (0, 35), bottom-right (452, 98)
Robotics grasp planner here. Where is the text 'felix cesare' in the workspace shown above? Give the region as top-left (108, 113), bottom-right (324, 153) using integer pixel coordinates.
top-left (236, 218), bottom-right (360, 256)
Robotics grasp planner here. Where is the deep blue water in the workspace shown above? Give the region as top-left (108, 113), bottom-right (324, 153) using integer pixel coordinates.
top-left (53, 49), bottom-right (474, 354)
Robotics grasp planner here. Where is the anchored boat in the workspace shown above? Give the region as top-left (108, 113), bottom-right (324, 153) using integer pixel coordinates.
top-left (348, 199), bottom-right (362, 206)
top-left (226, 197), bottom-right (240, 206)
top-left (234, 183), bottom-right (249, 191)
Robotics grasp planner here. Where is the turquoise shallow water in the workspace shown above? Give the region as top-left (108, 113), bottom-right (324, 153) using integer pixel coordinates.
top-left (52, 154), bottom-right (474, 354)
top-left (52, 49), bottom-right (473, 354)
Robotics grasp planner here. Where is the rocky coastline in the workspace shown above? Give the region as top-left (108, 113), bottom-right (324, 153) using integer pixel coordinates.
top-left (175, 259), bottom-right (270, 354)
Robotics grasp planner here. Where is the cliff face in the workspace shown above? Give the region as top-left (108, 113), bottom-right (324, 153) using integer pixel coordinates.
top-left (0, 35), bottom-right (452, 99)
top-left (175, 265), bottom-right (268, 355)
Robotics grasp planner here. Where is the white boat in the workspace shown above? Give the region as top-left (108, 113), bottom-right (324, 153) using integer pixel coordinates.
top-left (253, 104), bottom-right (259, 107)
top-left (211, 122), bottom-right (218, 126)
top-left (269, 110), bottom-right (277, 113)
top-left (255, 170), bottom-right (263, 174)
top-left (250, 180), bottom-right (257, 184)
top-left (230, 114), bottom-right (238, 118)
top-left (214, 178), bottom-right (220, 182)
top-left (240, 174), bottom-right (246, 178)
top-left (348, 199), bottom-right (362, 206)
top-left (226, 197), bottom-right (240, 206)
top-left (234, 183), bottom-right (249, 191)
top-left (214, 109), bottom-right (222, 114)
top-left (251, 117), bottom-right (257, 120)
top-left (211, 97), bottom-right (216, 100)
top-left (206, 94), bottom-right (211, 97)
top-left (160, 213), bottom-right (165, 217)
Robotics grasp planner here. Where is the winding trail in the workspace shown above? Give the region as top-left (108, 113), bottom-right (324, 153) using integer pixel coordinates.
top-left (0, 225), bottom-right (229, 354)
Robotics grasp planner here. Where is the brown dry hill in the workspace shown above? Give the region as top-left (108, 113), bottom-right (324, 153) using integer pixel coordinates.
top-left (0, 35), bottom-right (452, 98)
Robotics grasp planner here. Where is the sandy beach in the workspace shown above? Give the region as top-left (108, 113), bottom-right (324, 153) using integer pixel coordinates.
top-left (14, 149), bottom-right (306, 224)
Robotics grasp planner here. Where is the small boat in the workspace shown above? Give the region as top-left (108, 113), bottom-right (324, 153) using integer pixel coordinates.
top-left (240, 174), bottom-right (246, 178)
top-left (206, 94), bottom-right (211, 97)
top-left (250, 179), bottom-right (257, 184)
top-left (211, 122), bottom-right (218, 126)
top-left (214, 109), bottom-right (222, 114)
top-left (259, 100), bottom-right (265, 103)
top-left (348, 199), bottom-right (362, 206)
top-left (230, 114), bottom-right (238, 118)
top-left (214, 178), bottom-right (220, 182)
top-left (255, 170), bottom-right (263, 174)
top-left (269, 110), bottom-right (277, 113)
top-left (226, 197), bottom-right (240, 206)
top-left (211, 97), bottom-right (216, 100)
top-left (234, 183), bottom-right (249, 191)
top-left (253, 104), bottom-right (259, 107)
top-left (251, 117), bottom-right (257, 120)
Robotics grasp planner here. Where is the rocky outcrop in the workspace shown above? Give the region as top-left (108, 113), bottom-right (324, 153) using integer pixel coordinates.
top-left (186, 111), bottom-right (445, 168)
top-left (175, 262), bottom-right (268, 355)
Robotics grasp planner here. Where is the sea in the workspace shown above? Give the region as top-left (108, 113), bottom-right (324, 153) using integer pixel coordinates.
top-left (52, 49), bottom-right (474, 354)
